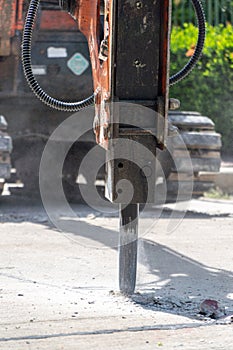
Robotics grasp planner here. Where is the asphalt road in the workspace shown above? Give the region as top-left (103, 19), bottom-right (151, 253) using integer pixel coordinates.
top-left (0, 194), bottom-right (233, 349)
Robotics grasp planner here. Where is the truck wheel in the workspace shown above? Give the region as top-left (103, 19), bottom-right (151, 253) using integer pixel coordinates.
top-left (165, 111), bottom-right (221, 201)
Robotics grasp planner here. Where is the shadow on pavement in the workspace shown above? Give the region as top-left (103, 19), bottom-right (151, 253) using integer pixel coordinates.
top-left (135, 239), bottom-right (233, 318)
top-left (1, 194), bottom-right (233, 320)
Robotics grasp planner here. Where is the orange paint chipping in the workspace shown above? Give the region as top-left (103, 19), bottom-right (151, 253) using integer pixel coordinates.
top-left (72, 0), bottom-right (112, 148)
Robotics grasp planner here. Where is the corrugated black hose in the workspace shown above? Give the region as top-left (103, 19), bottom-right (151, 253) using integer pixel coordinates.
top-left (169, 0), bottom-right (206, 86)
top-left (21, 0), bottom-right (95, 111)
top-left (22, 0), bottom-right (205, 110)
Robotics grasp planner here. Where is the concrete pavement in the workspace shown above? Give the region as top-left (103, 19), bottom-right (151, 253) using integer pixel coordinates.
top-left (0, 196), bottom-right (233, 349)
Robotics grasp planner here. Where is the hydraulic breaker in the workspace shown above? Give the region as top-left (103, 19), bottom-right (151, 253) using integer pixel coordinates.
top-left (22, 0), bottom-right (206, 294)
top-left (60, 0), bottom-right (171, 294)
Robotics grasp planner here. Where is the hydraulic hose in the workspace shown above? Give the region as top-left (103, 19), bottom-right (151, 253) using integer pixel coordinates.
top-left (21, 0), bottom-right (94, 112)
top-left (169, 0), bottom-right (206, 86)
top-left (22, 0), bottom-right (205, 109)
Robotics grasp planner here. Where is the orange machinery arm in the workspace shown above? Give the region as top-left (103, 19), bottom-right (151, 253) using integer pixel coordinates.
top-left (64, 0), bottom-right (114, 148)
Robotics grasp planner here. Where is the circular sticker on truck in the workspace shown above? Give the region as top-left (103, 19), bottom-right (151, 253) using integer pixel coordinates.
top-left (67, 52), bottom-right (89, 76)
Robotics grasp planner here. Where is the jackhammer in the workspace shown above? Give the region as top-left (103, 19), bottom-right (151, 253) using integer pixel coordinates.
top-left (22, 0), bottom-right (206, 294)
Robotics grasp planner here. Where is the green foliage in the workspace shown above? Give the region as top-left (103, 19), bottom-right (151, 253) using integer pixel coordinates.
top-left (172, 0), bottom-right (233, 26)
top-left (170, 23), bottom-right (233, 153)
top-left (172, 0), bottom-right (196, 25)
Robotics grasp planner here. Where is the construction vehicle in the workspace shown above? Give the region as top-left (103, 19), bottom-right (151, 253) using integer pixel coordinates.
top-left (0, 0), bottom-right (94, 194)
top-left (0, 0), bottom-right (221, 200)
top-left (1, 0), bottom-right (221, 292)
